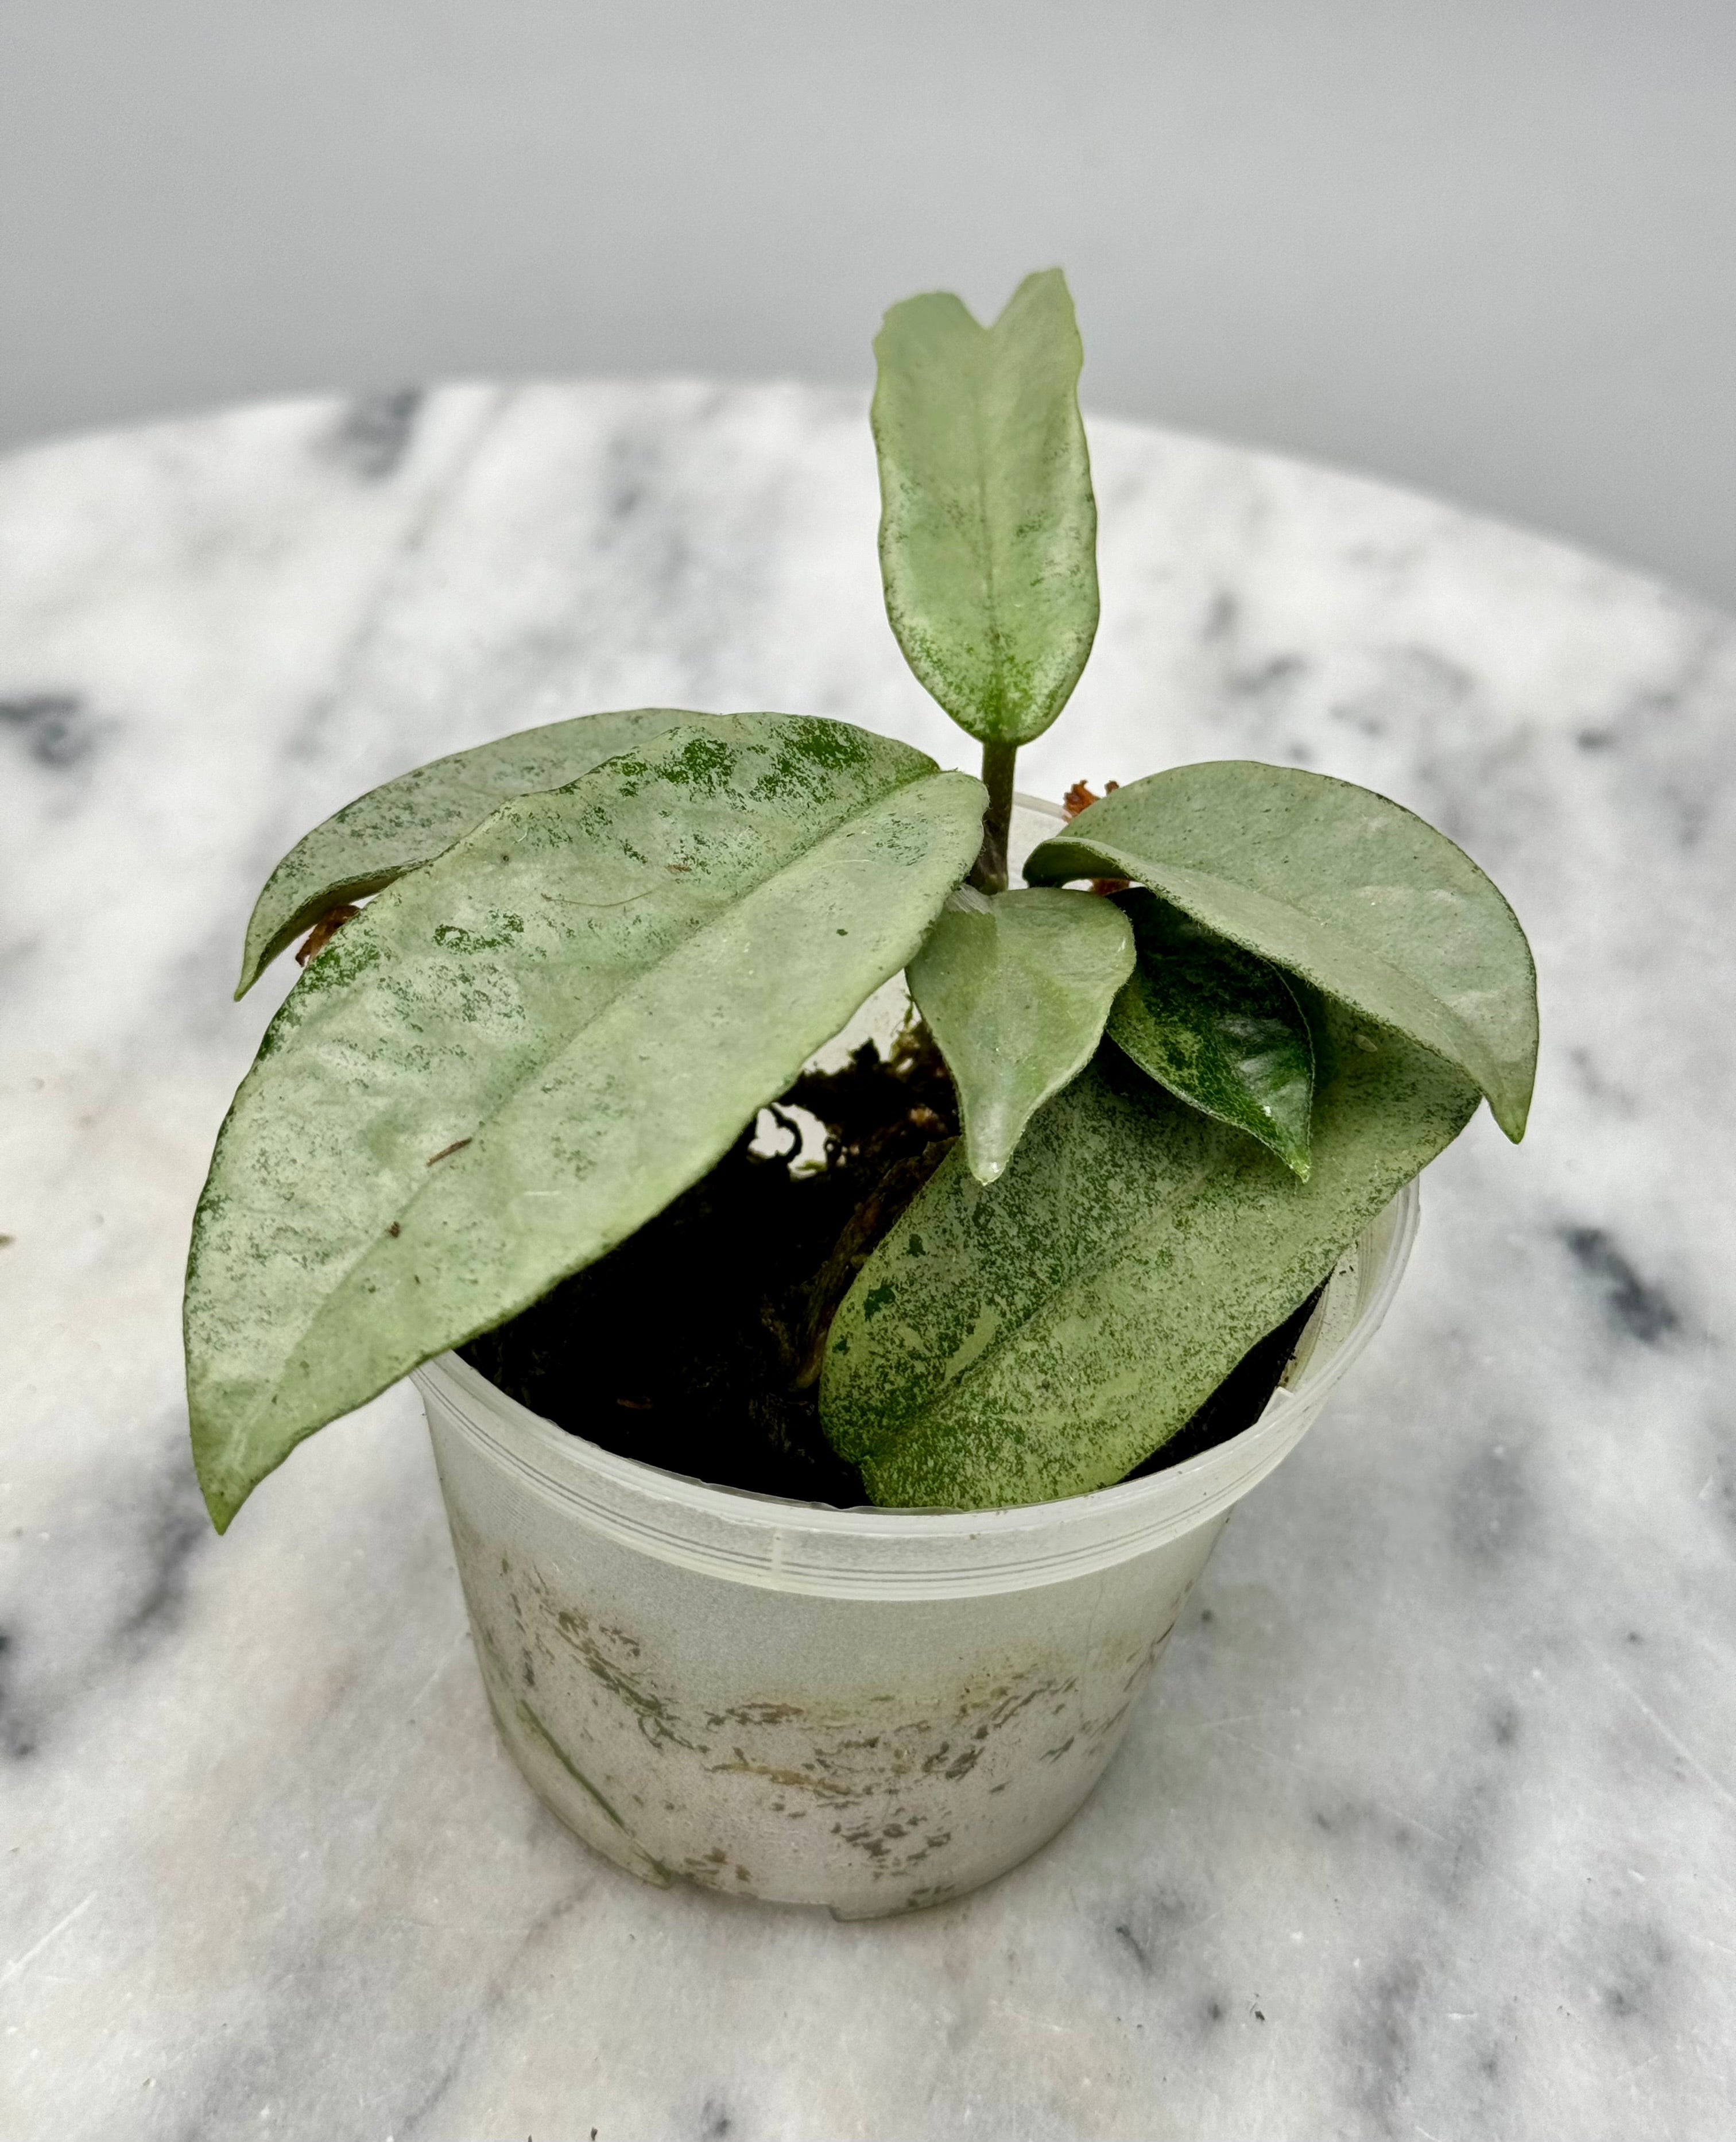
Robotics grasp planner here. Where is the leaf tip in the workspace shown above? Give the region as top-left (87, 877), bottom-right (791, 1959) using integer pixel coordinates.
top-left (1494, 1098), bottom-right (1530, 1144)
top-left (189, 1403), bottom-right (248, 1533)
top-left (195, 1463), bottom-right (241, 1535)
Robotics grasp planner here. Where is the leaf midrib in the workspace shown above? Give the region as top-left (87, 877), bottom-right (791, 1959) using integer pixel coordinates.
top-left (965, 325), bottom-right (1007, 708)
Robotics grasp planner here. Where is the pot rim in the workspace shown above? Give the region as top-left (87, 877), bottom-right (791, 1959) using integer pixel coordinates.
top-left (413, 1177), bottom-right (1419, 1599)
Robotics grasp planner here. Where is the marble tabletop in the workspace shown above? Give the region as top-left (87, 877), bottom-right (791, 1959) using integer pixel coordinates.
top-left (2, 379), bottom-right (1733, 2141)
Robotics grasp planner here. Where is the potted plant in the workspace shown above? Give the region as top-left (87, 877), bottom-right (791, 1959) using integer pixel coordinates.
top-left (185, 272), bottom-right (1536, 1916)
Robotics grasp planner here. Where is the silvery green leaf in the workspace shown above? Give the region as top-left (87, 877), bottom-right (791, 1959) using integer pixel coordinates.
top-left (1026, 760), bottom-right (1537, 1140)
top-left (188, 714), bottom-right (985, 1531)
top-left (235, 707), bottom-right (702, 996)
top-left (1107, 888), bottom-right (1313, 1177)
top-left (908, 886), bottom-right (1133, 1183)
top-left (871, 269), bottom-right (1098, 746)
top-left (819, 1008), bottom-right (1478, 1510)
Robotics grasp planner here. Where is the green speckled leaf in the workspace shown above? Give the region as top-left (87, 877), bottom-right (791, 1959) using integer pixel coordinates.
top-left (1107, 888), bottom-right (1313, 1177)
top-left (188, 714), bottom-right (985, 1531)
top-left (908, 886), bottom-right (1133, 1184)
top-left (1026, 760), bottom-right (1538, 1141)
top-left (819, 1006), bottom-right (1478, 1510)
top-left (871, 269), bottom-right (1098, 745)
top-left (235, 707), bottom-right (702, 996)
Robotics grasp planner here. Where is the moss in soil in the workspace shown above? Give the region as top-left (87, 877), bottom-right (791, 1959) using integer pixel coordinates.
top-left (462, 1022), bottom-right (1327, 1506)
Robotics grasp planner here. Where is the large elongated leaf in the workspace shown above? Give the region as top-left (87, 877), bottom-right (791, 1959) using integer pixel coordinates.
top-left (235, 707), bottom-right (701, 996)
top-left (871, 269), bottom-right (1098, 745)
top-left (819, 1008), bottom-right (1478, 1510)
top-left (908, 886), bottom-right (1133, 1183)
top-left (1107, 888), bottom-right (1314, 1177)
top-left (1026, 761), bottom-right (1538, 1140)
top-left (188, 715), bottom-right (985, 1530)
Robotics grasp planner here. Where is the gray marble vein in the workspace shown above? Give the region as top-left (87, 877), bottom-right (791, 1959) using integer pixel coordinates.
top-left (2, 381), bottom-right (1733, 2141)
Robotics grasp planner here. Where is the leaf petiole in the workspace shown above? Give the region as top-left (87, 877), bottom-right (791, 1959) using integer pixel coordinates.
top-left (968, 739), bottom-right (1020, 895)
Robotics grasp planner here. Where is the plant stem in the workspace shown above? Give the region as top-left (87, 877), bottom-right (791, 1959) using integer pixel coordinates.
top-left (969, 740), bottom-right (1018, 895)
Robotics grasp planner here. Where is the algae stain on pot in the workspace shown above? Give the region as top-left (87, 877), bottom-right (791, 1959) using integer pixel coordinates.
top-left (474, 1653), bottom-right (677, 1888)
top-left (515, 1696), bottom-right (636, 1837)
top-left (545, 1598), bottom-right (706, 1754)
top-left (450, 1525), bottom-right (1177, 1905)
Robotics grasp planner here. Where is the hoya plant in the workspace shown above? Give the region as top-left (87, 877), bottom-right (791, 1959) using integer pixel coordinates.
top-left (185, 270), bottom-right (1536, 1532)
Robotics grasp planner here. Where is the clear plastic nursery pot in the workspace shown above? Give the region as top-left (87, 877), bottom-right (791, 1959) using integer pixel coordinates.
top-left (410, 798), bottom-right (1421, 1915)
top-left (413, 1182), bottom-right (1417, 1919)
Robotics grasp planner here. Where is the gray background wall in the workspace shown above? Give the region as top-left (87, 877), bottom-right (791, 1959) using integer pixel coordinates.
top-left (3, 1), bottom-right (1731, 607)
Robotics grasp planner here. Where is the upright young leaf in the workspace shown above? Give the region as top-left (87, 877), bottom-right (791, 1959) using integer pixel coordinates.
top-left (235, 707), bottom-right (701, 996)
top-left (908, 886), bottom-right (1134, 1183)
top-left (1107, 889), bottom-right (1314, 1176)
top-left (820, 1010), bottom-right (1479, 1510)
top-left (871, 269), bottom-right (1098, 745)
top-left (1026, 761), bottom-right (1538, 1140)
top-left (187, 715), bottom-right (985, 1531)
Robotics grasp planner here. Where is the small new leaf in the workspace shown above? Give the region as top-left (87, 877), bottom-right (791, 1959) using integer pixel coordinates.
top-left (1107, 889), bottom-right (1313, 1176)
top-left (908, 886), bottom-right (1134, 1183)
top-left (871, 269), bottom-right (1098, 746)
top-left (187, 714), bottom-right (985, 1531)
top-left (235, 707), bottom-right (703, 996)
top-left (1026, 761), bottom-right (1538, 1140)
top-left (820, 1010), bottom-right (1479, 1510)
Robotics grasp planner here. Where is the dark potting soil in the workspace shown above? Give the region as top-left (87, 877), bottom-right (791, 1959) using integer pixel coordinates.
top-left (461, 1023), bottom-right (1328, 1508)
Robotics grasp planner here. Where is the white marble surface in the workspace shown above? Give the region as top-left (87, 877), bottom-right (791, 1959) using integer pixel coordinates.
top-left (2, 381), bottom-right (1733, 2140)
